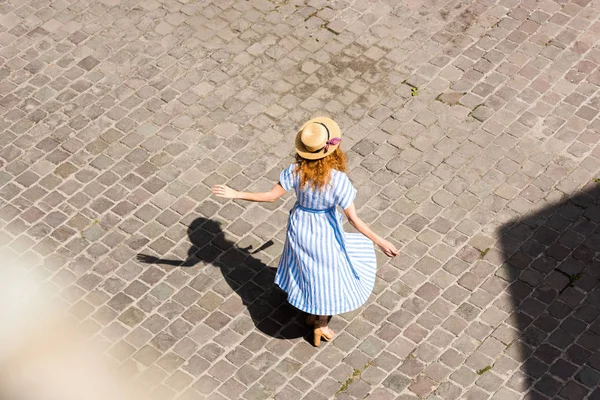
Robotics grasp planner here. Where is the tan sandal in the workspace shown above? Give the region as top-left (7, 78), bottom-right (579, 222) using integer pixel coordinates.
top-left (313, 319), bottom-right (334, 347)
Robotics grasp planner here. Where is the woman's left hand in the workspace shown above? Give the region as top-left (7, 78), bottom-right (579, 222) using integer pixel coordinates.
top-left (211, 184), bottom-right (238, 199)
top-left (378, 239), bottom-right (399, 257)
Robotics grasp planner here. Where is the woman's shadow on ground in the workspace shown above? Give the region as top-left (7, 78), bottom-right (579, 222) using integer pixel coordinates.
top-left (137, 217), bottom-right (308, 340)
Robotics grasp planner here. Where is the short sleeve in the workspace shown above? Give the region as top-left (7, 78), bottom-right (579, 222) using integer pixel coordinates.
top-left (335, 172), bottom-right (357, 209)
top-left (279, 164), bottom-right (296, 192)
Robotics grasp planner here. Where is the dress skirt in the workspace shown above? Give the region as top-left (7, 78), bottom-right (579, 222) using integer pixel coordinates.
top-left (274, 204), bottom-right (377, 316)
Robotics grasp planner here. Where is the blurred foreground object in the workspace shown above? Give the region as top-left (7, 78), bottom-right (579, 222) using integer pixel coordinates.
top-left (0, 265), bottom-right (148, 400)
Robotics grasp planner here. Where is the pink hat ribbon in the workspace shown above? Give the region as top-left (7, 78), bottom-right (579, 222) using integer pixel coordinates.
top-left (323, 137), bottom-right (341, 153)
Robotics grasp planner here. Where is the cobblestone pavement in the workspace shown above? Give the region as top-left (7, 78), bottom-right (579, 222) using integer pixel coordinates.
top-left (1, 0), bottom-right (600, 399)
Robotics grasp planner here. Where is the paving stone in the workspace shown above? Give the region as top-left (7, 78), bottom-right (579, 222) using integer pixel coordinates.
top-left (435, 381), bottom-right (462, 400)
top-left (399, 357), bottom-right (425, 378)
top-left (382, 372), bottom-right (411, 393)
top-left (409, 375), bottom-right (436, 398)
top-left (364, 387), bottom-right (396, 400)
top-left (118, 307), bottom-right (146, 327)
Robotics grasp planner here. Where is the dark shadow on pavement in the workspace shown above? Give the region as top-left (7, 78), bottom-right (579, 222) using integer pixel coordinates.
top-left (499, 184), bottom-right (600, 399)
top-left (137, 217), bottom-right (309, 340)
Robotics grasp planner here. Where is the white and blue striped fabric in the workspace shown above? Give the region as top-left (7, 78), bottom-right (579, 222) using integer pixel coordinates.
top-left (274, 164), bottom-right (377, 316)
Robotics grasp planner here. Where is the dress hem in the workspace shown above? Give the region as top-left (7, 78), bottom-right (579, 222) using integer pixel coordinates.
top-left (275, 281), bottom-right (375, 316)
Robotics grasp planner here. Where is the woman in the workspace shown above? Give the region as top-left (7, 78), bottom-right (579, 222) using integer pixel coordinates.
top-left (212, 117), bottom-right (398, 346)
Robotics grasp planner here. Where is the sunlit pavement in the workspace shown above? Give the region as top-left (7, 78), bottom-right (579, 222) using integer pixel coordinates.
top-left (1, 0), bottom-right (600, 399)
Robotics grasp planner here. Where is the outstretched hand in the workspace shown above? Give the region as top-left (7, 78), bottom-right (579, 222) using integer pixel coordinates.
top-left (378, 239), bottom-right (399, 257)
top-left (211, 184), bottom-right (238, 199)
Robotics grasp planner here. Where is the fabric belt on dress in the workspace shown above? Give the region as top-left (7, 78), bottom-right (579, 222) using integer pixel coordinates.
top-left (295, 204), bottom-right (335, 214)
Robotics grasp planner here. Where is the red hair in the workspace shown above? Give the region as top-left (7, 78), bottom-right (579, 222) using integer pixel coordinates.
top-left (295, 148), bottom-right (347, 189)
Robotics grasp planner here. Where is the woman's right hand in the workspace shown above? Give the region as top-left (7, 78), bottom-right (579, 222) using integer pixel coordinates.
top-left (211, 184), bottom-right (238, 199)
top-left (378, 239), bottom-right (399, 257)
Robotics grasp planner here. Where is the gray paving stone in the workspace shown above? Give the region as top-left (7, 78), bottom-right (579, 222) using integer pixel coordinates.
top-left (382, 372), bottom-right (411, 393)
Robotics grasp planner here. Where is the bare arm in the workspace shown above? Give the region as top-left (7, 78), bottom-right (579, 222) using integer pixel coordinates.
top-left (212, 183), bottom-right (287, 203)
top-left (344, 203), bottom-right (399, 257)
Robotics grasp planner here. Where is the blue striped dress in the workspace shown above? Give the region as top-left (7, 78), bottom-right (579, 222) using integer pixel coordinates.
top-left (275, 164), bottom-right (377, 316)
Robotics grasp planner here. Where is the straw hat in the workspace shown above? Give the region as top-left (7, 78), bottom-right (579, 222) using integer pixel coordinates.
top-left (295, 117), bottom-right (342, 160)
